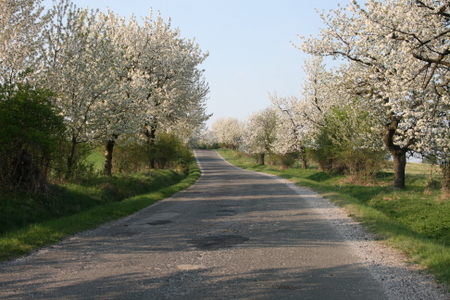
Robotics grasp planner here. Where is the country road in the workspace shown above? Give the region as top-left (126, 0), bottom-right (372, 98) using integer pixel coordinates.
top-left (0, 150), bottom-right (447, 299)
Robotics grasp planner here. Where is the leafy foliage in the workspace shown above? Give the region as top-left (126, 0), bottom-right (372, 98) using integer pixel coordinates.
top-left (311, 105), bottom-right (387, 180)
top-left (0, 84), bottom-right (65, 191)
top-left (148, 132), bottom-right (194, 171)
top-left (1, 0), bottom-right (210, 180)
top-left (113, 133), bottom-right (194, 173)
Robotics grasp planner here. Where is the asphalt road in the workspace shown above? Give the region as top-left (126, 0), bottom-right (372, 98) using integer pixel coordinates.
top-left (0, 149), bottom-right (389, 299)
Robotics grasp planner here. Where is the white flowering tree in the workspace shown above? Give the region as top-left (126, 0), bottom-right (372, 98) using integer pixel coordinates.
top-left (38, 3), bottom-right (210, 175)
top-left (269, 57), bottom-right (346, 169)
top-left (301, 0), bottom-right (450, 188)
top-left (40, 1), bottom-right (121, 176)
top-left (416, 87), bottom-right (450, 193)
top-left (191, 126), bottom-right (217, 149)
top-left (350, 0), bottom-right (450, 191)
top-left (90, 10), bottom-right (152, 175)
top-left (270, 94), bottom-right (309, 169)
top-left (299, 57), bottom-right (341, 130)
top-left (158, 53), bottom-right (210, 145)
top-left (242, 107), bottom-right (278, 165)
top-left (350, 0), bottom-right (450, 87)
top-left (212, 117), bottom-right (243, 150)
top-left (420, 114), bottom-right (450, 192)
top-left (0, 0), bottom-right (47, 87)
top-left (111, 13), bottom-right (209, 169)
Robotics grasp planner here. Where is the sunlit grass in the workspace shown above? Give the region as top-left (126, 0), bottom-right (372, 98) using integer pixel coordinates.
top-left (217, 149), bottom-right (450, 287)
top-left (85, 147), bottom-right (105, 172)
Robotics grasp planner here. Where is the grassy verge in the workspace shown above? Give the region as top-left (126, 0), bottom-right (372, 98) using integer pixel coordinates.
top-left (0, 162), bottom-right (201, 261)
top-left (217, 149), bottom-right (450, 287)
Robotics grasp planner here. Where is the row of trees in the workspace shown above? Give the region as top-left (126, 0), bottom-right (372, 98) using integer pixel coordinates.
top-left (211, 0), bottom-right (450, 193)
top-left (1, 0), bottom-right (209, 190)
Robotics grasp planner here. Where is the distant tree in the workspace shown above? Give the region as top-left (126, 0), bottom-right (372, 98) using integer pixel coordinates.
top-left (242, 108), bottom-right (278, 165)
top-left (212, 117), bottom-right (243, 150)
top-left (189, 126), bottom-right (217, 149)
top-left (418, 102), bottom-right (450, 194)
top-left (269, 57), bottom-right (343, 169)
top-left (270, 94), bottom-right (309, 169)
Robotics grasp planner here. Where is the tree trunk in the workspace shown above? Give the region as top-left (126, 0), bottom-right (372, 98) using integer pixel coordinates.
top-left (104, 135), bottom-right (118, 176)
top-left (66, 136), bottom-right (77, 178)
top-left (256, 153), bottom-right (265, 165)
top-left (301, 147), bottom-right (308, 169)
top-left (441, 162), bottom-right (450, 195)
top-left (144, 120), bottom-right (158, 169)
top-left (384, 116), bottom-right (407, 189)
top-left (302, 158), bottom-right (308, 170)
top-left (391, 149), bottom-right (407, 189)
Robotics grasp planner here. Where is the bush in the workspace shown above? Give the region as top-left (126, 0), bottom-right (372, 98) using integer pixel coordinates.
top-left (113, 133), bottom-right (194, 173)
top-left (268, 153), bottom-right (299, 169)
top-left (0, 84), bottom-right (66, 191)
top-left (113, 141), bottom-right (149, 173)
top-left (149, 133), bottom-right (194, 171)
top-left (311, 104), bottom-right (387, 181)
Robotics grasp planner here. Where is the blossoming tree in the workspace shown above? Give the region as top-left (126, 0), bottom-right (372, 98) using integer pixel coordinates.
top-left (40, 1), bottom-right (121, 176)
top-left (0, 0), bottom-right (47, 87)
top-left (301, 0), bottom-right (450, 188)
top-left (241, 107), bottom-right (278, 165)
top-left (212, 117), bottom-right (243, 150)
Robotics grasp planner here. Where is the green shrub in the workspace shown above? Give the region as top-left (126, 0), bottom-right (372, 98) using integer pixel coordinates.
top-left (113, 140), bottom-right (149, 173)
top-left (0, 84), bottom-right (66, 191)
top-left (268, 153), bottom-right (299, 169)
top-left (311, 104), bottom-right (386, 181)
top-left (149, 132), bottom-right (194, 170)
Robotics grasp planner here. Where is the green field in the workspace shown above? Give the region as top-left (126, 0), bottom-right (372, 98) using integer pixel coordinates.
top-left (217, 149), bottom-right (450, 288)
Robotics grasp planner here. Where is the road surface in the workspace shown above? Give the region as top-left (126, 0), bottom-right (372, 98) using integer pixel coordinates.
top-left (0, 150), bottom-right (407, 299)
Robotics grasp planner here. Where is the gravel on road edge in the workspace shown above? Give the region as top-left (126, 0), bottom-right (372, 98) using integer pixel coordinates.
top-left (275, 174), bottom-right (450, 300)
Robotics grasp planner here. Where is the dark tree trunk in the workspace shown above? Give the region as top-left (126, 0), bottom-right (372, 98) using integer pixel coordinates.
top-left (384, 116), bottom-right (408, 189)
top-left (149, 126), bottom-right (157, 169)
top-left (256, 153), bottom-right (265, 165)
top-left (144, 120), bottom-right (158, 169)
top-left (391, 148), bottom-right (407, 189)
top-left (104, 135), bottom-right (118, 176)
top-left (66, 136), bottom-right (77, 178)
top-left (300, 147), bottom-right (308, 169)
top-left (441, 162), bottom-right (450, 195)
top-left (302, 158), bottom-right (308, 170)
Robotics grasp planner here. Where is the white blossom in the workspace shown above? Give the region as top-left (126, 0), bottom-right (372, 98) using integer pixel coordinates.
top-left (0, 0), bottom-right (47, 86)
top-left (212, 117), bottom-right (243, 149)
top-left (241, 107), bottom-right (278, 156)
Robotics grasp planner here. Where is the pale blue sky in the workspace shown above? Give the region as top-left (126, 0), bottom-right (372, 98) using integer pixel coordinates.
top-left (41, 0), bottom-right (345, 128)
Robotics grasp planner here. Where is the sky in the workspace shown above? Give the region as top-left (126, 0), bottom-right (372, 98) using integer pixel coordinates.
top-left (41, 0), bottom-right (346, 128)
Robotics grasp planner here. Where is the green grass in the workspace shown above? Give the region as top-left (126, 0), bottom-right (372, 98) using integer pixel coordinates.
top-left (0, 162), bottom-right (201, 261)
top-left (85, 148), bottom-right (105, 172)
top-left (217, 149), bottom-right (450, 287)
